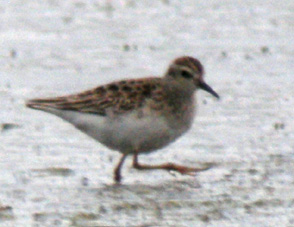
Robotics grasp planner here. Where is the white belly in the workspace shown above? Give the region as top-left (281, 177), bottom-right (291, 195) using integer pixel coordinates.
top-left (51, 109), bottom-right (190, 154)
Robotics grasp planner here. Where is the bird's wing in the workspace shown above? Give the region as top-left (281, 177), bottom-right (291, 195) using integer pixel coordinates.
top-left (26, 78), bottom-right (161, 116)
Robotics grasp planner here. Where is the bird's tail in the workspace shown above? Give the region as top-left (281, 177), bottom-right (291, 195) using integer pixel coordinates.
top-left (26, 97), bottom-right (67, 110)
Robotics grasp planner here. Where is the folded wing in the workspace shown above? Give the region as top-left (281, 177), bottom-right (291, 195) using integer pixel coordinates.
top-left (26, 78), bottom-right (160, 116)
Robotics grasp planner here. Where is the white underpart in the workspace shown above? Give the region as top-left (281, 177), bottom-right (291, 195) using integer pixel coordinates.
top-left (43, 107), bottom-right (189, 154)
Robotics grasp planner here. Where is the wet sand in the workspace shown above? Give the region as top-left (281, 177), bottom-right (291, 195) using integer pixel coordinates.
top-left (1, 0), bottom-right (294, 226)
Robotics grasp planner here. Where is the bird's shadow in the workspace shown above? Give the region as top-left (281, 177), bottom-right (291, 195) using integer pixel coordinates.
top-left (94, 177), bottom-right (204, 200)
top-left (94, 160), bottom-right (219, 199)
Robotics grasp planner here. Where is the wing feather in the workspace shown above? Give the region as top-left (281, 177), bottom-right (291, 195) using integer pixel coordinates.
top-left (26, 78), bottom-right (161, 116)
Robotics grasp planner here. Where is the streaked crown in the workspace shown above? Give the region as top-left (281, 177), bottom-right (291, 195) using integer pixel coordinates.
top-left (165, 56), bottom-right (219, 98)
top-left (172, 56), bottom-right (204, 76)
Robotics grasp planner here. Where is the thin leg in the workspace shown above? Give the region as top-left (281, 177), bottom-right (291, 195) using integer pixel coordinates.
top-left (132, 153), bottom-right (211, 176)
top-left (114, 154), bottom-right (128, 183)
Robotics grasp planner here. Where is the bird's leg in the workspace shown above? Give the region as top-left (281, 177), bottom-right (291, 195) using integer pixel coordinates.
top-left (132, 153), bottom-right (211, 176)
top-left (114, 154), bottom-right (128, 183)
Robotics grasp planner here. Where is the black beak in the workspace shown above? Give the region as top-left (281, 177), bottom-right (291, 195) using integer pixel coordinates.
top-left (199, 81), bottom-right (220, 99)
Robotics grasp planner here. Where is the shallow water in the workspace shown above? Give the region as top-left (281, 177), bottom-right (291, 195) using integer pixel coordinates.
top-left (1, 0), bottom-right (294, 226)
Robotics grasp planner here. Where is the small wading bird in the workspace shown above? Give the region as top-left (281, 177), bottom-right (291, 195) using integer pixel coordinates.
top-left (26, 56), bottom-right (220, 183)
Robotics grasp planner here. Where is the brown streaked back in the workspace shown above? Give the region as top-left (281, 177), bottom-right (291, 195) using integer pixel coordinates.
top-left (26, 78), bottom-right (161, 116)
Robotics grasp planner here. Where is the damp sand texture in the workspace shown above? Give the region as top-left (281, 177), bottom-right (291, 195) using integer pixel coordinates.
top-left (1, 0), bottom-right (294, 226)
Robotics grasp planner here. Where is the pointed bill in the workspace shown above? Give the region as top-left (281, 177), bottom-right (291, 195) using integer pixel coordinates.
top-left (199, 82), bottom-right (220, 99)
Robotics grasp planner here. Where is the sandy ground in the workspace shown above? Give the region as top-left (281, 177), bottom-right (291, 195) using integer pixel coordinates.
top-left (1, 0), bottom-right (294, 226)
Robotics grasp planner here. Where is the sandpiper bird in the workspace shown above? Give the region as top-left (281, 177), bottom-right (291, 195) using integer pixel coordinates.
top-left (26, 56), bottom-right (219, 183)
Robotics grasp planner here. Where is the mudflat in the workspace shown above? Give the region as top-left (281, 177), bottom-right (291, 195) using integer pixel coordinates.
top-left (1, 1), bottom-right (293, 226)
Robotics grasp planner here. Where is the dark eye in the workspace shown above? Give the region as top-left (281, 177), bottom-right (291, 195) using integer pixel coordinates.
top-left (181, 70), bottom-right (193, 79)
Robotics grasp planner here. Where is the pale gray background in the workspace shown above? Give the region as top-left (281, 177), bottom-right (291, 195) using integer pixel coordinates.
top-left (1, 0), bottom-right (294, 226)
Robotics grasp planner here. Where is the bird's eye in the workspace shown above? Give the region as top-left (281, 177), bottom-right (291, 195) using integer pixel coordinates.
top-left (181, 70), bottom-right (193, 79)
